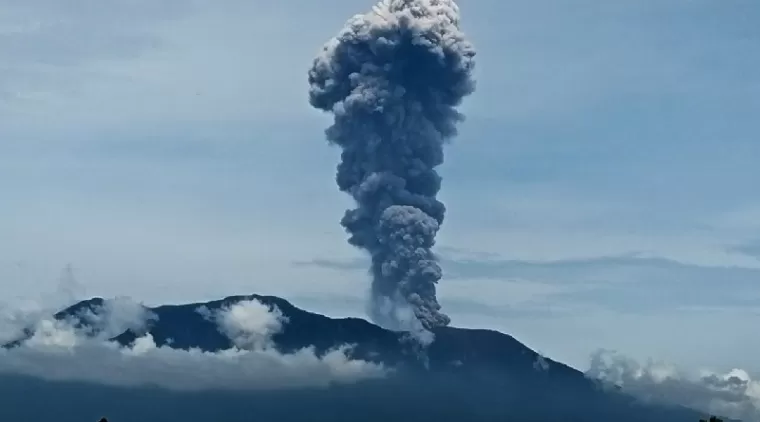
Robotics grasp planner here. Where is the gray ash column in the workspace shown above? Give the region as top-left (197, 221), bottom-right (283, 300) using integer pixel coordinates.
top-left (308, 0), bottom-right (476, 330)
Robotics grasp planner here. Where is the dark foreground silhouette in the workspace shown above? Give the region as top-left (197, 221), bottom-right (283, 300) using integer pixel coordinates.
top-left (0, 295), bottom-right (735, 422)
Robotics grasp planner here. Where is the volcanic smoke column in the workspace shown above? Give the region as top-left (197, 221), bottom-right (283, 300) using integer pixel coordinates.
top-left (308, 0), bottom-right (476, 330)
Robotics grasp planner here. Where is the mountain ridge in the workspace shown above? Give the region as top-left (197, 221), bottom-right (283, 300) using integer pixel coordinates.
top-left (0, 294), bottom-right (720, 422)
top-left (57, 294), bottom-right (577, 374)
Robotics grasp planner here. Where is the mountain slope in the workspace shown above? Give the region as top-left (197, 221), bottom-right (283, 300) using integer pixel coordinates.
top-left (0, 294), bottom-right (715, 422)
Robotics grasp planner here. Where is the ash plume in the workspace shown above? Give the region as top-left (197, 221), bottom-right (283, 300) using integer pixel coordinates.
top-left (308, 0), bottom-right (476, 330)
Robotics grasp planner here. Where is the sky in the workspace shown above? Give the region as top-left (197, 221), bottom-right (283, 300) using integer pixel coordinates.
top-left (1, 0), bottom-right (759, 377)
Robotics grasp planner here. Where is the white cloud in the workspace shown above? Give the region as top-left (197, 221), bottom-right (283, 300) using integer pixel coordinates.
top-left (24, 318), bottom-right (79, 348)
top-left (588, 350), bottom-right (760, 422)
top-left (72, 296), bottom-right (156, 339)
top-left (0, 297), bottom-right (385, 391)
top-left (203, 299), bottom-right (287, 350)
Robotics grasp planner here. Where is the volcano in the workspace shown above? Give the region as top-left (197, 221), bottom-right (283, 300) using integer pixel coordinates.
top-left (0, 294), bottom-right (719, 422)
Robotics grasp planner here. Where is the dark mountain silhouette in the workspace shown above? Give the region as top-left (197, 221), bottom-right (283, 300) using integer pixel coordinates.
top-left (0, 294), bottom-right (723, 422)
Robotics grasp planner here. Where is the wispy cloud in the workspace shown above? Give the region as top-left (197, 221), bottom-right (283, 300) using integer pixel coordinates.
top-left (0, 0), bottom-right (193, 116)
top-left (298, 252), bottom-right (760, 314)
top-left (728, 239), bottom-right (760, 261)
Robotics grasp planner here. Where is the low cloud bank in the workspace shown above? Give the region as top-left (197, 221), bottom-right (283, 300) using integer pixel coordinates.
top-left (588, 350), bottom-right (760, 422)
top-left (0, 297), bottom-right (386, 391)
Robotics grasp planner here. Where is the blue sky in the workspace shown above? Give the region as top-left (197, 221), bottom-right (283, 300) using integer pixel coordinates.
top-left (1, 0), bottom-right (759, 374)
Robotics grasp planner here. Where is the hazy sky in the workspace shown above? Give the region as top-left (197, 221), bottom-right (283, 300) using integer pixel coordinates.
top-left (1, 0), bottom-right (759, 374)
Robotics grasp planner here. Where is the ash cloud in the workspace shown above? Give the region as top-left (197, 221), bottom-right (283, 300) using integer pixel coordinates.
top-left (0, 297), bottom-right (385, 391)
top-left (587, 350), bottom-right (760, 422)
top-left (307, 0), bottom-right (476, 332)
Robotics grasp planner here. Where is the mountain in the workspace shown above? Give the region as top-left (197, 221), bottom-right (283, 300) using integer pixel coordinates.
top-left (0, 294), bottom-right (715, 422)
